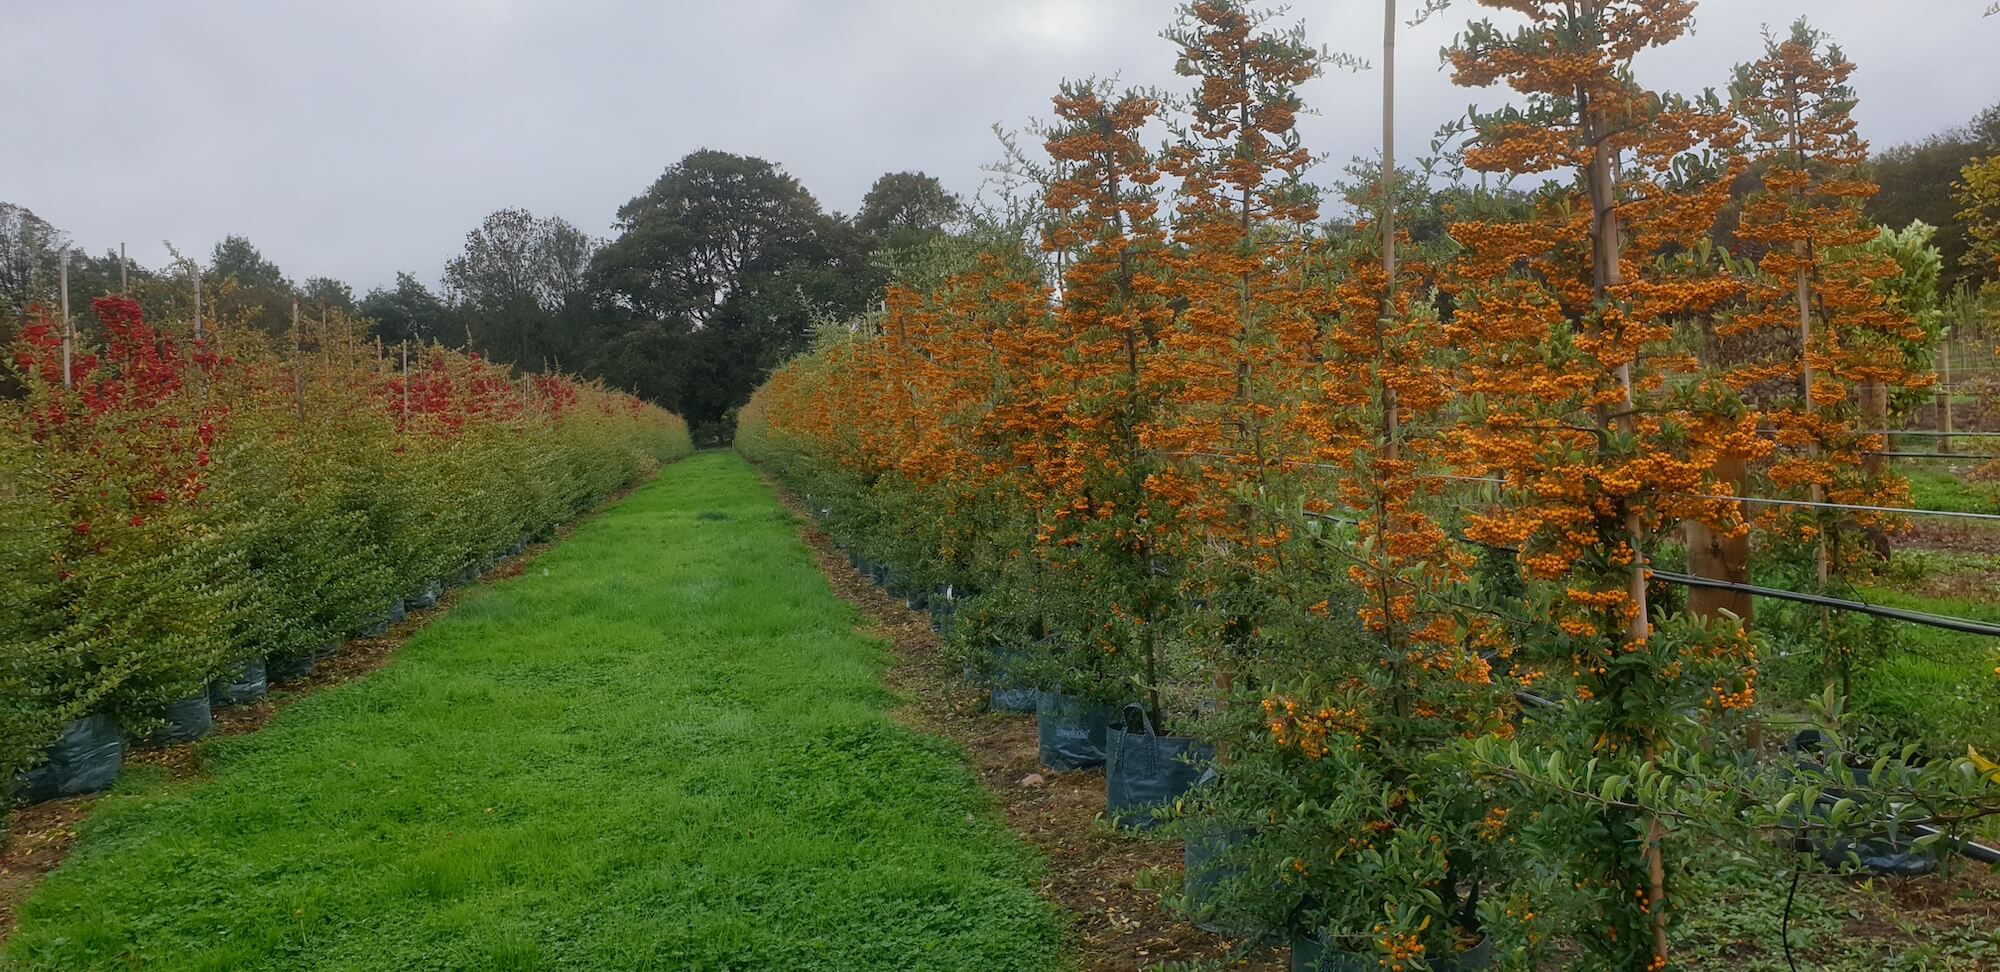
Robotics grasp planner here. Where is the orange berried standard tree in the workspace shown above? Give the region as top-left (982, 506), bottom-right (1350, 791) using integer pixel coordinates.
top-left (1726, 20), bottom-right (1932, 695)
top-left (1446, 2), bottom-right (1762, 968)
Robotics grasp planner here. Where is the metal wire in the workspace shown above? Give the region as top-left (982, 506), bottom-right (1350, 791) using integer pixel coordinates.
top-left (1174, 451), bottom-right (2000, 636)
top-left (1167, 451), bottom-right (2000, 523)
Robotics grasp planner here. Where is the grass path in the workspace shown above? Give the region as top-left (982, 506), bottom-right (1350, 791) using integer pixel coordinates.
top-left (4, 452), bottom-right (1063, 971)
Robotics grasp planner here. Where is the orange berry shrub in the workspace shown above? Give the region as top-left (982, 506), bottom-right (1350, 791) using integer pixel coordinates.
top-left (1138, 3), bottom-right (1526, 964)
top-left (1443, 2), bottom-right (1768, 968)
top-left (2, 297), bottom-right (689, 793)
top-left (1724, 21), bottom-right (1934, 700)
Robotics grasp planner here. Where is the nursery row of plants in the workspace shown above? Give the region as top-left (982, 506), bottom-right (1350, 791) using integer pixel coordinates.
top-left (1, 294), bottom-right (691, 809)
top-left (739, 2), bottom-right (2000, 969)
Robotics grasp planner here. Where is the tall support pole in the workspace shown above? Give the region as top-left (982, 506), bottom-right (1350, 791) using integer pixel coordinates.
top-left (119, 242), bottom-right (129, 295)
top-left (59, 248), bottom-right (73, 388)
top-left (400, 341), bottom-right (410, 427)
top-left (291, 301), bottom-right (306, 420)
top-left (1939, 334), bottom-right (1953, 455)
top-left (1380, 0), bottom-right (1400, 462)
top-left (191, 262), bottom-right (204, 341)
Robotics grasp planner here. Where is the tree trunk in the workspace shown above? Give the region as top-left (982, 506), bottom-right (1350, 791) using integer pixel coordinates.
top-left (1684, 454), bottom-right (1754, 624)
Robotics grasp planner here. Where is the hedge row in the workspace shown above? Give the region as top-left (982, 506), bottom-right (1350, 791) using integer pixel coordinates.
top-left (1, 296), bottom-right (691, 799)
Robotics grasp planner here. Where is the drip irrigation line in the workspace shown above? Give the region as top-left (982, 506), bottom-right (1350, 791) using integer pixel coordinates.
top-left (1648, 570), bottom-right (2000, 638)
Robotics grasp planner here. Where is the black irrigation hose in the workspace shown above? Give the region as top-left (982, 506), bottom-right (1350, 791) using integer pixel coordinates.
top-left (1648, 569), bottom-right (2000, 638)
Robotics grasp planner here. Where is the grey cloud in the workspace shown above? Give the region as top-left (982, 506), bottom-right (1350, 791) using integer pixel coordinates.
top-left (5, 0), bottom-right (1994, 292)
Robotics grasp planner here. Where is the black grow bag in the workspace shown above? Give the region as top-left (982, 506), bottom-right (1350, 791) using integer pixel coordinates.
top-left (407, 581), bottom-right (442, 610)
top-left (985, 648), bottom-right (1039, 713)
top-left (1783, 733), bottom-right (1945, 877)
top-left (267, 649), bottom-right (317, 682)
top-left (1293, 932), bottom-right (1491, 972)
top-left (1183, 823), bottom-right (1252, 933)
top-left (1036, 692), bottom-right (1118, 770)
top-left (1105, 705), bottom-right (1213, 829)
top-left (386, 598), bottom-right (408, 624)
top-left (991, 685), bottom-right (1040, 713)
top-left (14, 714), bottom-right (124, 803)
top-left (210, 657), bottom-right (269, 706)
top-left (147, 694), bottom-right (214, 745)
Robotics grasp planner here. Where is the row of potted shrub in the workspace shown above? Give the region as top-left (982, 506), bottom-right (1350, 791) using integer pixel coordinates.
top-left (1, 296), bottom-right (693, 810)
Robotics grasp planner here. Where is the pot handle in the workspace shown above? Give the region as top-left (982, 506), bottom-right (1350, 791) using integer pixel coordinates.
top-left (1123, 702), bottom-right (1157, 738)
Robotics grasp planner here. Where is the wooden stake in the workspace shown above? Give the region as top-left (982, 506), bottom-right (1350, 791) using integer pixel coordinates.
top-left (119, 242), bottom-right (128, 295)
top-left (191, 262), bottom-right (204, 341)
top-left (291, 301), bottom-right (305, 420)
top-left (59, 249), bottom-right (73, 388)
top-left (1939, 336), bottom-right (1953, 455)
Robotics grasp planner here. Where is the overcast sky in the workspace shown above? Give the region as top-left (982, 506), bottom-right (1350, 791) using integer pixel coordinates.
top-left (7, 1), bottom-right (1997, 294)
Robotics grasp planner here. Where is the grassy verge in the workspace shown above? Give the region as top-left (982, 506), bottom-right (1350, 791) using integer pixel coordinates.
top-left (1904, 463), bottom-right (2000, 515)
top-left (3, 452), bottom-right (1062, 971)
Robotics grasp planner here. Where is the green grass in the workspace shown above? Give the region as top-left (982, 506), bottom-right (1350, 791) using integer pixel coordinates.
top-left (3, 452), bottom-right (1063, 971)
top-left (1848, 579), bottom-right (2000, 758)
top-left (1903, 463), bottom-right (2000, 515)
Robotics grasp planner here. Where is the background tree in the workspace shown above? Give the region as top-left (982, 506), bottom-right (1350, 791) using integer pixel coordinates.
top-left (1, 203), bottom-right (71, 336)
top-left (589, 150), bottom-right (870, 432)
top-left (442, 209), bottom-right (596, 372)
top-left (855, 171), bottom-right (964, 248)
top-left (1867, 100), bottom-right (2000, 292)
top-left (1959, 151), bottom-right (2000, 280)
top-left (592, 150), bottom-right (846, 324)
top-left (358, 272), bottom-right (446, 345)
top-left (206, 235), bottom-right (296, 334)
top-left (298, 276), bottom-right (356, 318)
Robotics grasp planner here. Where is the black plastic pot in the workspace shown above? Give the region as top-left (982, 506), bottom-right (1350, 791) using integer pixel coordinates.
top-left (386, 598), bottom-right (408, 624)
top-left (905, 588), bottom-right (929, 611)
top-left (355, 611), bottom-right (390, 637)
top-left (1183, 823), bottom-right (1251, 933)
top-left (1292, 933), bottom-right (1491, 972)
top-left (267, 649), bottom-right (317, 682)
top-left (1036, 692), bottom-right (1118, 770)
top-left (148, 694), bottom-right (213, 745)
top-left (14, 714), bottom-right (124, 803)
top-left (210, 657), bottom-right (269, 706)
top-left (1105, 705), bottom-right (1212, 829)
